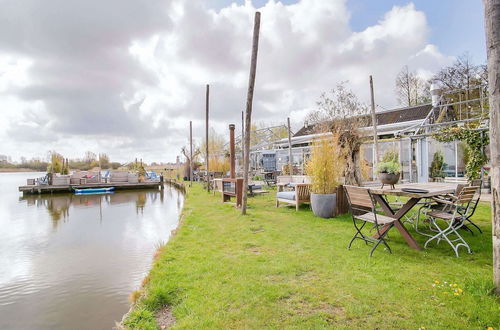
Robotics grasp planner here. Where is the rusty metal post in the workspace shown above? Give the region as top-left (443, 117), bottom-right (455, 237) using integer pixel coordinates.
top-left (229, 124), bottom-right (236, 179)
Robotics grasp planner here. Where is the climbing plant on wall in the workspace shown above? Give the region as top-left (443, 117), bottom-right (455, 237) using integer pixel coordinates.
top-left (433, 125), bottom-right (489, 179)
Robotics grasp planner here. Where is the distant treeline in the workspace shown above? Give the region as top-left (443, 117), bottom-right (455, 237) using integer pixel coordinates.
top-left (0, 151), bottom-right (122, 172)
top-left (0, 159), bottom-right (49, 171)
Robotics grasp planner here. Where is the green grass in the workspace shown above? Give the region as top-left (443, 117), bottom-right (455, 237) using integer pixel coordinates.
top-left (125, 184), bottom-right (499, 329)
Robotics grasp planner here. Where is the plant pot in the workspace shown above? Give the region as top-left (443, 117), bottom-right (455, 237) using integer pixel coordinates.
top-left (379, 173), bottom-right (399, 186)
top-left (311, 193), bottom-right (337, 218)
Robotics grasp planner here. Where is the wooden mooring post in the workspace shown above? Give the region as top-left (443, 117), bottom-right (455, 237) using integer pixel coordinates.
top-left (189, 121), bottom-right (193, 187)
top-left (206, 84), bottom-right (210, 192)
top-left (242, 11), bottom-right (261, 215)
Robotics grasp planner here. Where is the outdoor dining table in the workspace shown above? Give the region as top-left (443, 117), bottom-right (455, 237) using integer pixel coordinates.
top-left (368, 183), bottom-right (457, 250)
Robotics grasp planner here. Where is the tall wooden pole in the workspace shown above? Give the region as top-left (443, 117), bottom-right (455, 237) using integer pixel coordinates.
top-left (370, 75), bottom-right (379, 179)
top-left (206, 84), bottom-right (210, 191)
top-left (242, 11), bottom-right (261, 215)
top-left (241, 111), bottom-right (245, 171)
top-left (189, 121), bottom-right (193, 187)
top-left (287, 117), bottom-right (293, 175)
top-left (484, 0), bottom-right (500, 294)
top-left (229, 124), bottom-right (236, 179)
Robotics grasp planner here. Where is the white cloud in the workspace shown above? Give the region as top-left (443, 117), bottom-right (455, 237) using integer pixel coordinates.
top-left (0, 0), bottom-right (454, 163)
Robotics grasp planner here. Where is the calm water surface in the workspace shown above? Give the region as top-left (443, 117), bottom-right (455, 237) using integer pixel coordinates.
top-left (0, 172), bottom-right (183, 330)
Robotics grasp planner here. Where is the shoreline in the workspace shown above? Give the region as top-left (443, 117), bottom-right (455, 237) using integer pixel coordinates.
top-left (120, 179), bottom-right (186, 329)
top-left (0, 168), bottom-right (39, 173)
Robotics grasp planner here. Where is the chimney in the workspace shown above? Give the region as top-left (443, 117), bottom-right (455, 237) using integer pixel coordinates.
top-left (430, 81), bottom-right (442, 107)
top-left (229, 124), bottom-right (236, 178)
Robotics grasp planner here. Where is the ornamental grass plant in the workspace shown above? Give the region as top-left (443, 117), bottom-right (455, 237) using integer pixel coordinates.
top-left (306, 134), bottom-right (343, 194)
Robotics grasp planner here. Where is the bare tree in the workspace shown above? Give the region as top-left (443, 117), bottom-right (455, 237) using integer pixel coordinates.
top-left (395, 65), bottom-right (430, 107)
top-left (434, 53), bottom-right (487, 91)
top-left (395, 65), bottom-right (413, 106)
top-left (484, 0), bottom-right (500, 294)
top-left (181, 145), bottom-right (200, 180)
top-left (308, 82), bottom-right (368, 185)
top-left (84, 151), bottom-right (97, 164)
top-left (200, 128), bottom-right (230, 172)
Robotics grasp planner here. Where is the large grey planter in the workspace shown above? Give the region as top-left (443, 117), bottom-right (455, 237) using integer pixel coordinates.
top-left (311, 193), bottom-right (337, 218)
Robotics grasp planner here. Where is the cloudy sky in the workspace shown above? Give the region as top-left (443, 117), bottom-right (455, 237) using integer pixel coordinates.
top-left (0, 0), bottom-right (486, 163)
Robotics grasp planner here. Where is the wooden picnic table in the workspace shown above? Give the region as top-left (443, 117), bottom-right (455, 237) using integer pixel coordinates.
top-left (368, 183), bottom-right (457, 250)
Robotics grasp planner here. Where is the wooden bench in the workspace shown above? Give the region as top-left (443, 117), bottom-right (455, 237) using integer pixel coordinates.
top-left (276, 183), bottom-right (311, 211)
top-left (70, 171), bottom-right (101, 184)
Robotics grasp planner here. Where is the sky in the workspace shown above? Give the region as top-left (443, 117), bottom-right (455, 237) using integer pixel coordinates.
top-left (0, 0), bottom-right (486, 163)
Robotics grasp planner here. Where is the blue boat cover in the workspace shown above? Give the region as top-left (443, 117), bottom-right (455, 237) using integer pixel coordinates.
top-left (74, 187), bottom-right (115, 194)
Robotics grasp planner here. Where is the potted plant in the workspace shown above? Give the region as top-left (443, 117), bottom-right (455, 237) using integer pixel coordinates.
top-left (306, 135), bottom-right (343, 218)
top-left (377, 149), bottom-right (401, 188)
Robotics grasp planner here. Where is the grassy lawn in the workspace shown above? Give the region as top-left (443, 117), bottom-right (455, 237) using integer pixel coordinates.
top-left (125, 184), bottom-right (499, 329)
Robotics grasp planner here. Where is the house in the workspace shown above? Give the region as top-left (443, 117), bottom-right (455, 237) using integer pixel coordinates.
top-left (250, 84), bottom-right (489, 183)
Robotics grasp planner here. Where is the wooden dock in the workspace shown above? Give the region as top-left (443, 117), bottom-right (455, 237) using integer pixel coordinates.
top-left (19, 182), bottom-right (162, 194)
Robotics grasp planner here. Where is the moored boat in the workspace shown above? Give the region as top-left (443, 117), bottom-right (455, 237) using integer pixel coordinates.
top-left (74, 187), bottom-right (115, 195)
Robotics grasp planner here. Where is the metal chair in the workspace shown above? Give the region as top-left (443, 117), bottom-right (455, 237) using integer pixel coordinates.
top-left (415, 183), bottom-right (468, 236)
top-left (420, 186), bottom-right (481, 257)
top-left (344, 186), bottom-right (396, 257)
top-left (458, 180), bottom-right (482, 234)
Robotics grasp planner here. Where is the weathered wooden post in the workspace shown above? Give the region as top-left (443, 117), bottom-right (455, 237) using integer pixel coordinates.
top-left (206, 84), bottom-right (210, 192)
top-left (189, 120), bottom-right (193, 187)
top-left (242, 11), bottom-right (261, 215)
top-left (484, 0), bottom-right (500, 294)
top-left (287, 117), bottom-right (293, 174)
top-left (370, 75), bottom-right (379, 179)
top-left (241, 111), bottom-right (245, 173)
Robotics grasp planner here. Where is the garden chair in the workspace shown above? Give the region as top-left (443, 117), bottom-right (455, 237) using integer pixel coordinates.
top-left (344, 185), bottom-right (396, 257)
top-left (418, 182), bottom-right (482, 235)
top-left (276, 183), bottom-right (310, 211)
top-left (36, 174), bottom-right (49, 185)
top-left (146, 171), bottom-right (159, 182)
top-left (414, 183), bottom-right (468, 236)
top-left (420, 186), bottom-right (481, 257)
top-left (102, 170), bottom-right (111, 183)
top-left (458, 180), bottom-right (482, 234)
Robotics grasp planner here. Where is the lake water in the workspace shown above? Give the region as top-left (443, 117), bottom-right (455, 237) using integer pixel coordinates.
top-left (0, 172), bottom-right (183, 330)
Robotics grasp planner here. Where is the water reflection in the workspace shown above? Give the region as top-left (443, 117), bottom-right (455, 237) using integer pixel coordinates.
top-left (1, 173), bottom-right (183, 330)
top-left (19, 190), bottom-right (170, 226)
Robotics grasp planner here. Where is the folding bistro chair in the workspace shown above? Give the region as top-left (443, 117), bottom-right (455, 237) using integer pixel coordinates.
top-left (421, 186), bottom-right (481, 257)
top-left (415, 183), bottom-right (468, 235)
top-left (459, 179), bottom-right (483, 234)
top-left (344, 186), bottom-right (396, 257)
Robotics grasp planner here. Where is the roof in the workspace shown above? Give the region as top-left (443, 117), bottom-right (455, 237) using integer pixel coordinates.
top-left (294, 103), bottom-right (433, 137)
